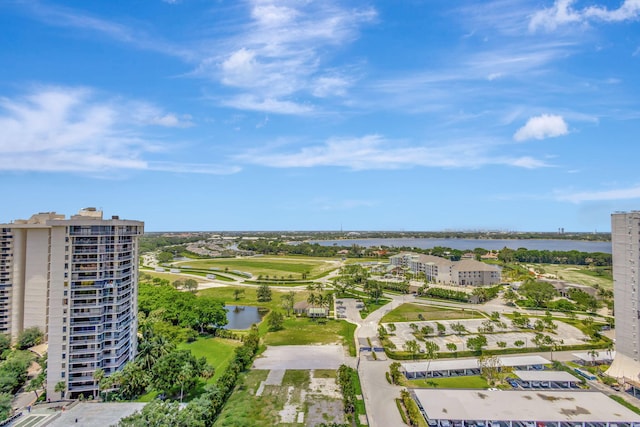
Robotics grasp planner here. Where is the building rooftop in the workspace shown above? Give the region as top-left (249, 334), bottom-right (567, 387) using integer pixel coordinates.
top-left (413, 389), bottom-right (640, 422)
top-left (513, 370), bottom-right (579, 382)
top-left (402, 355), bottom-right (550, 374)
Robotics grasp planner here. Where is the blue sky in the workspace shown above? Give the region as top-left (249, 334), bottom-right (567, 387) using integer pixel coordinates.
top-left (1, 0), bottom-right (639, 232)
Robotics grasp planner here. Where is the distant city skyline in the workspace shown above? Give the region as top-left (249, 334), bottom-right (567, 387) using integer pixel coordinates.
top-left (2, 1), bottom-right (640, 232)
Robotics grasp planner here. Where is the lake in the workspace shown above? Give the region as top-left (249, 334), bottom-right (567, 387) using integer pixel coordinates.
top-left (224, 305), bottom-right (265, 330)
top-left (310, 238), bottom-right (611, 253)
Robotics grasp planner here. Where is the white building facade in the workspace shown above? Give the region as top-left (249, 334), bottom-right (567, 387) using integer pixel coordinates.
top-left (0, 208), bottom-right (143, 399)
top-left (607, 211), bottom-right (640, 386)
top-left (389, 252), bottom-right (500, 286)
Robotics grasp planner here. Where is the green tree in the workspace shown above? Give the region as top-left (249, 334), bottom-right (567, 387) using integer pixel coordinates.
top-left (446, 342), bottom-right (458, 356)
top-left (16, 327), bottom-right (44, 350)
top-left (55, 381), bottom-right (66, 400)
top-left (404, 340), bottom-right (420, 360)
top-left (92, 368), bottom-right (105, 399)
top-left (471, 287), bottom-right (489, 303)
top-left (514, 340), bottom-right (525, 348)
top-left (389, 362), bottom-right (403, 385)
top-left (281, 291), bottom-right (295, 316)
top-left (423, 340), bottom-right (440, 372)
top-left (0, 393), bottom-right (12, 421)
top-left (257, 283), bottom-right (272, 302)
top-left (466, 335), bottom-right (488, 353)
top-left (157, 251), bottom-right (173, 264)
top-left (518, 280), bottom-right (557, 307)
top-left (268, 311), bottom-right (285, 331)
top-left (183, 279), bottom-right (198, 293)
top-left (183, 296), bottom-right (228, 333)
top-left (0, 334), bottom-right (11, 358)
top-left (478, 355), bottom-right (502, 386)
top-left (233, 288), bottom-right (244, 301)
top-left (151, 350), bottom-right (205, 398)
top-left (420, 325), bottom-right (434, 337)
top-left (503, 288), bottom-right (519, 305)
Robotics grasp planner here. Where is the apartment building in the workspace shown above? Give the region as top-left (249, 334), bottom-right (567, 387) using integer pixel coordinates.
top-left (606, 211), bottom-right (640, 389)
top-left (389, 252), bottom-right (501, 286)
top-left (0, 208), bottom-right (143, 399)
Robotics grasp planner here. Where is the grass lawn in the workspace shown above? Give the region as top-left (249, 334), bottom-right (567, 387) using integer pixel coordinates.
top-left (264, 317), bottom-right (357, 355)
top-left (381, 303), bottom-right (485, 323)
top-left (199, 286), bottom-right (313, 312)
top-left (173, 256), bottom-right (339, 280)
top-left (525, 264), bottom-right (613, 290)
top-left (407, 375), bottom-right (489, 389)
top-left (140, 269), bottom-right (203, 283)
top-left (213, 370), bottom-right (276, 427)
top-left (178, 268), bottom-right (235, 281)
top-left (178, 337), bottom-right (241, 382)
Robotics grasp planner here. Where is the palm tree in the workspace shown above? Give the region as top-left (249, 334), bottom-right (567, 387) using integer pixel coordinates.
top-left (93, 368), bottom-right (105, 399)
top-left (54, 381), bottom-right (66, 400)
top-left (307, 292), bottom-right (317, 308)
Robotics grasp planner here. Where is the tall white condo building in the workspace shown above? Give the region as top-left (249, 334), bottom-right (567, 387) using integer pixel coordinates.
top-left (607, 211), bottom-right (640, 389)
top-left (0, 208), bottom-right (143, 399)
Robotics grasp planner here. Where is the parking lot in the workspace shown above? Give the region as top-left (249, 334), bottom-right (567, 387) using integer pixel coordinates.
top-left (385, 316), bottom-right (589, 353)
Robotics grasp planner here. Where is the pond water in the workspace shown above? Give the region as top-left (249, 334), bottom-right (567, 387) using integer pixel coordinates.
top-left (310, 238), bottom-right (611, 253)
top-left (224, 305), bottom-right (265, 330)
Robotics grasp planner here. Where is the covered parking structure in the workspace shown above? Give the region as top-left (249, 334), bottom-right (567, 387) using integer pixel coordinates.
top-left (512, 370), bottom-right (580, 389)
top-left (402, 355), bottom-right (550, 379)
top-left (412, 389), bottom-right (640, 427)
top-left (572, 352), bottom-right (615, 366)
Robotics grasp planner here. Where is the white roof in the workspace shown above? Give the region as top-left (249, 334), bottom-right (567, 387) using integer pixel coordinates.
top-left (513, 370), bottom-right (579, 382)
top-left (572, 351), bottom-right (615, 362)
top-left (402, 355), bottom-right (550, 374)
top-left (413, 389), bottom-right (640, 422)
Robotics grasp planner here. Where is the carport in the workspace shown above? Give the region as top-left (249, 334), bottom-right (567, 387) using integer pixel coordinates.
top-left (513, 370), bottom-right (579, 389)
top-left (572, 351), bottom-right (615, 366)
top-left (401, 355), bottom-right (550, 379)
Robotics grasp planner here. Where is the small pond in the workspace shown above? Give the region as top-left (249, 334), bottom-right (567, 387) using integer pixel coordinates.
top-left (224, 305), bottom-right (266, 330)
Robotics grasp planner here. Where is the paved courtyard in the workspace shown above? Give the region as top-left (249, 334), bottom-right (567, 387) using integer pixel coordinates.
top-left (253, 344), bottom-right (355, 370)
top-left (14, 402), bottom-right (145, 427)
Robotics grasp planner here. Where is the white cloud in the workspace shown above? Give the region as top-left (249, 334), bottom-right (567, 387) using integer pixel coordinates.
top-left (198, 0), bottom-right (376, 114)
top-left (312, 76), bottom-right (351, 98)
top-left (20, 2), bottom-right (193, 60)
top-left (513, 114), bottom-right (569, 141)
top-left (0, 86), bottom-right (233, 174)
top-left (530, 0), bottom-right (640, 32)
top-left (235, 134), bottom-right (550, 170)
top-left (223, 95), bottom-right (313, 115)
top-left (149, 113), bottom-right (193, 128)
top-left (556, 185), bottom-right (640, 203)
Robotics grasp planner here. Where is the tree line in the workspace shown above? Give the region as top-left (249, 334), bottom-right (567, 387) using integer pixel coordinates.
top-left (118, 326), bottom-right (261, 426)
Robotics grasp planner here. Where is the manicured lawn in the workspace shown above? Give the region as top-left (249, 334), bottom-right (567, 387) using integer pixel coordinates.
top-left (381, 303), bottom-right (484, 323)
top-left (264, 317), bottom-right (357, 355)
top-left (408, 375), bottom-right (489, 389)
top-left (178, 337), bottom-right (241, 382)
top-left (179, 268), bottom-right (235, 281)
top-left (199, 285), bottom-right (313, 312)
top-left (140, 269), bottom-right (201, 283)
top-left (173, 256), bottom-right (339, 280)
